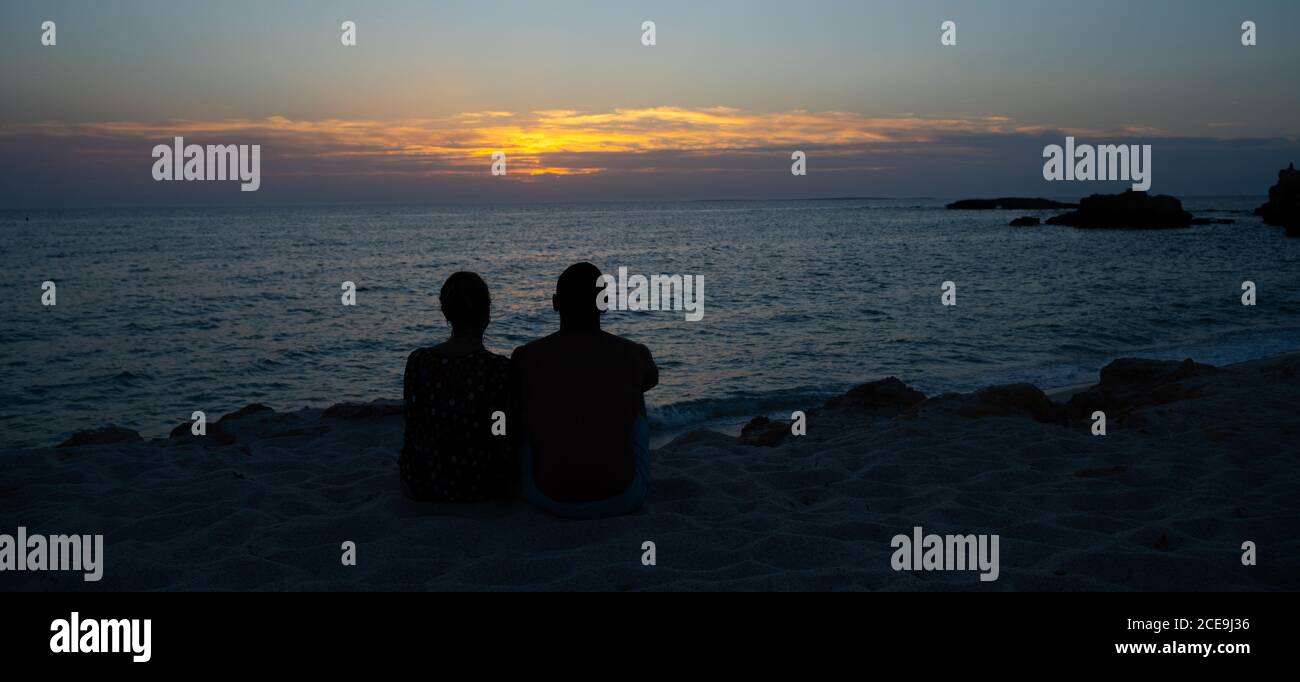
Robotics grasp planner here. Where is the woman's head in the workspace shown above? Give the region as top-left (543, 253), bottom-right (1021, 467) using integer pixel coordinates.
top-left (439, 271), bottom-right (491, 336)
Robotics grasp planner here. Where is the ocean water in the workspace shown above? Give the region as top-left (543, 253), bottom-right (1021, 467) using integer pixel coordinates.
top-left (2, 198), bottom-right (1298, 450)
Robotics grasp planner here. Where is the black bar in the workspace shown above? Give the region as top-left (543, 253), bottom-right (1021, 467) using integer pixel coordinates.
top-left (0, 591), bottom-right (1284, 670)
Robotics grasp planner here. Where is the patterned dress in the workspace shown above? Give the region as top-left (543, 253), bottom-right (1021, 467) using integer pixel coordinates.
top-left (400, 347), bottom-right (513, 502)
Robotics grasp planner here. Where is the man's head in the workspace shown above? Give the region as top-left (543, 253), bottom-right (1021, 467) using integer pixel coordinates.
top-left (553, 261), bottom-right (605, 327)
top-left (440, 271), bottom-right (491, 336)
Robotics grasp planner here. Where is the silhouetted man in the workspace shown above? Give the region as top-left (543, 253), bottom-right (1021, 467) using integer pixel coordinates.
top-left (511, 262), bottom-right (658, 518)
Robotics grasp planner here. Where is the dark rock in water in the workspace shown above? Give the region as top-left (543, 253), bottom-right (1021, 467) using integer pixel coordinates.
top-left (1190, 218), bottom-right (1236, 225)
top-left (58, 425), bottom-right (143, 448)
top-left (737, 415), bottom-right (791, 447)
top-left (323, 401), bottom-right (403, 419)
top-left (664, 428), bottom-right (733, 449)
top-left (169, 419), bottom-right (235, 445)
top-left (169, 421), bottom-right (237, 445)
top-left (959, 384), bottom-right (1067, 424)
top-left (1067, 358), bottom-right (1216, 423)
top-left (823, 377), bottom-right (925, 413)
top-left (1009, 216), bottom-right (1041, 226)
top-left (169, 421), bottom-right (191, 439)
top-left (1046, 190), bottom-right (1192, 228)
top-left (946, 197), bottom-right (1076, 210)
top-left (1255, 163), bottom-right (1300, 228)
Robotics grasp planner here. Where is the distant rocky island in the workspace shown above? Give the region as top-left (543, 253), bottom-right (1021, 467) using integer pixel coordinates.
top-left (950, 165), bottom-right (1300, 232)
top-left (1045, 190), bottom-right (1192, 229)
top-left (945, 197), bottom-right (1077, 210)
top-left (948, 191), bottom-right (1194, 228)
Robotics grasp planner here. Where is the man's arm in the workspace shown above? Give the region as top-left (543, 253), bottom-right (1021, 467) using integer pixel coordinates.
top-left (508, 346), bottom-right (527, 451)
top-left (639, 343), bottom-right (658, 392)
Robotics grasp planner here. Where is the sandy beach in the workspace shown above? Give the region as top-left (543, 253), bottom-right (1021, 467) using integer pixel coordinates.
top-left (4, 353), bottom-right (1298, 592)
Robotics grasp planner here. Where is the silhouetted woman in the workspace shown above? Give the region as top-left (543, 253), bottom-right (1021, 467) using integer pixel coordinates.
top-left (400, 272), bottom-right (513, 501)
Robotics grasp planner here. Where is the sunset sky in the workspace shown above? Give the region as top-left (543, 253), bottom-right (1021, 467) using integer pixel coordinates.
top-left (3, 0), bottom-right (1299, 206)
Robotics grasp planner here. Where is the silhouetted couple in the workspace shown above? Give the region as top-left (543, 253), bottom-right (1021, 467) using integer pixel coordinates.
top-left (399, 263), bottom-right (658, 519)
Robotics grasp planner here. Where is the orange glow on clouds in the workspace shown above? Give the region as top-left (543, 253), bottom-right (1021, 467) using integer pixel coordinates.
top-left (3, 107), bottom-right (1140, 177)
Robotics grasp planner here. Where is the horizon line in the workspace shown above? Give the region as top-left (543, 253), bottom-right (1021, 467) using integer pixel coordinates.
top-left (0, 194), bottom-right (1269, 213)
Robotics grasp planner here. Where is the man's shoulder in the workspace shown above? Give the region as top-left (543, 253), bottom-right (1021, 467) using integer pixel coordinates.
top-left (513, 333), bottom-right (554, 351)
top-left (512, 330), bottom-right (651, 358)
top-left (511, 333), bottom-right (560, 362)
top-left (599, 330), bottom-right (651, 355)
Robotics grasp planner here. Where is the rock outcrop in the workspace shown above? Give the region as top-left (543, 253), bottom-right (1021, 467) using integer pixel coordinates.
top-left (1255, 163), bottom-right (1300, 235)
top-left (901, 383), bottom-right (1067, 424)
top-left (737, 416), bottom-right (792, 447)
top-left (169, 403), bottom-right (277, 445)
top-left (58, 425), bottom-right (143, 448)
top-left (1066, 358), bottom-right (1216, 425)
top-left (959, 384), bottom-right (1067, 424)
top-left (822, 377), bottom-right (925, 414)
top-left (1009, 216), bottom-right (1040, 226)
top-left (1046, 190), bottom-right (1192, 228)
top-left (323, 400), bottom-right (404, 419)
